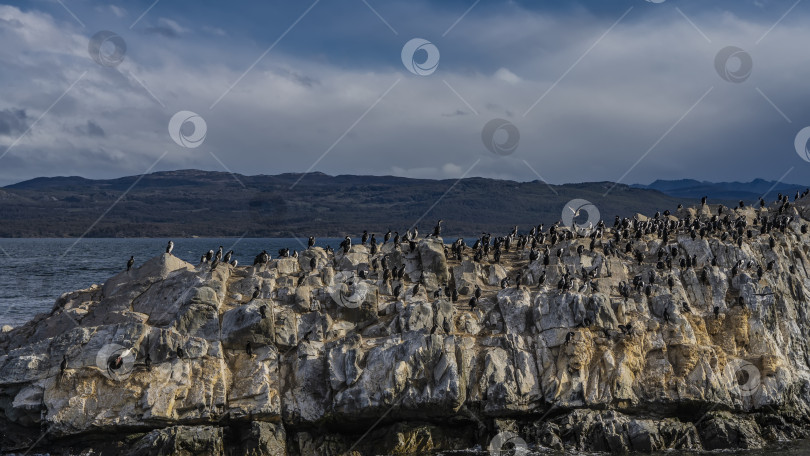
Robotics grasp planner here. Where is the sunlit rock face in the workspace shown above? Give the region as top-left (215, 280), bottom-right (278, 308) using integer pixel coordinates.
top-left (2, 202), bottom-right (810, 455)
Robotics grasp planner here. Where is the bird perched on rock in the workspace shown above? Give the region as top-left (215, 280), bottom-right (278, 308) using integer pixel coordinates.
top-left (565, 331), bottom-right (575, 345)
top-left (474, 285), bottom-right (482, 299)
top-left (682, 302), bottom-right (691, 313)
top-left (246, 342), bottom-right (253, 357)
top-left (177, 347), bottom-right (184, 359)
top-left (469, 297), bottom-right (477, 309)
top-left (308, 236), bottom-right (315, 248)
top-left (127, 256), bottom-right (134, 272)
top-left (259, 305), bottom-right (267, 319)
top-left (166, 241), bottom-right (174, 254)
top-left (144, 352), bottom-right (151, 371)
top-left (433, 220), bottom-right (443, 237)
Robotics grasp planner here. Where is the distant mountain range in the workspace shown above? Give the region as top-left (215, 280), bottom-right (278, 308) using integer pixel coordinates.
top-left (0, 171), bottom-right (804, 238)
top-left (632, 178), bottom-right (807, 201)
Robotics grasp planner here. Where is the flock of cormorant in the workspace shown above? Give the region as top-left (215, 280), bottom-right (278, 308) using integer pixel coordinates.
top-left (114, 191), bottom-right (809, 366)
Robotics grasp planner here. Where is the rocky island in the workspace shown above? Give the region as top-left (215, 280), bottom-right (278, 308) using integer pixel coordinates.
top-left (2, 196), bottom-right (810, 455)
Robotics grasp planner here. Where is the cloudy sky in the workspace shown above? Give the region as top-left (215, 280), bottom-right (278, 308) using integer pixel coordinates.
top-left (1, 0), bottom-right (809, 187)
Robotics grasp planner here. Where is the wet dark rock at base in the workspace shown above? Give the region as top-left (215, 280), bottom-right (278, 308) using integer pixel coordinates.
top-left (3, 201), bottom-right (810, 455)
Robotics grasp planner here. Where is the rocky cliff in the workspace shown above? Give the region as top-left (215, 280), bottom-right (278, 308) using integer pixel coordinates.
top-left (2, 201), bottom-right (810, 455)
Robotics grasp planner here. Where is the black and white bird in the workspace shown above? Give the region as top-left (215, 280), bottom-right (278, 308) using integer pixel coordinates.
top-left (127, 256), bottom-right (135, 272)
top-left (433, 220), bottom-right (443, 237)
top-left (166, 241), bottom-right (174, 254)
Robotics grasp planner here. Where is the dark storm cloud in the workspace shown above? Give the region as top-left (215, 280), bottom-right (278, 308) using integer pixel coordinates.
top-left (0, 109), bottom-right (28, 136)
top-left (75, 120), bottom-right (105, 138)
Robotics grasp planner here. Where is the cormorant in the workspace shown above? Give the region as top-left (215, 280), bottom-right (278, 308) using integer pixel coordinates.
top-left (713, 306), bottom-right (720, 318)
top-left (308, 236), bottom-right (315, 248)
top-left (177, 347), bottom-right (184, 359)
top-left (252, 287), bottom-right (260, 299)
top-left (259, 305), bottom-right (267, 319)
top-left (469, 296), bottom-right (477, 309)
top-left (433, 220), bottom-right (443, 237)
top-left (246, 342), bottom-right (253, 357)
top-left (127, 256), bottom-right (134, 271)
top-left (144, 352), bottom-right (151, 371)
top-left (310, 257), bottom-right (317, 269)
top-left (393, 284), bottom-right (402, 296)
top-left (384, 229), bottom-right (391, 244)
top-left (682, 302), bottom-right (691, 313)
top-left (166, 241), bottom-right (174, 254)
top-left (474, 285), bottom-right (482, 299)
top-left (565, 331), bottom-right (574, 345)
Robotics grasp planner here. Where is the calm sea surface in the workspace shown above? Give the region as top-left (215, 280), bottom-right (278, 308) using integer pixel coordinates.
top-left (0, 238), bottom-right (343, 328)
